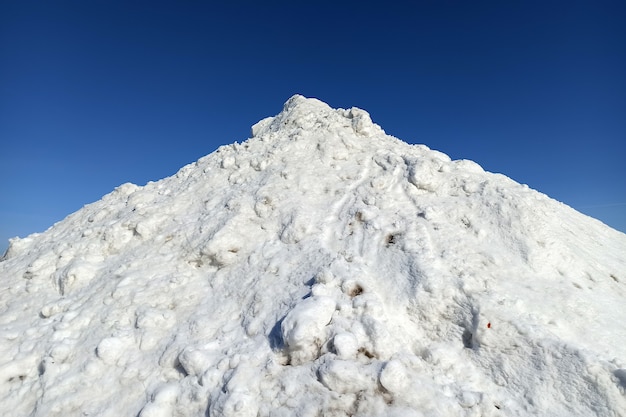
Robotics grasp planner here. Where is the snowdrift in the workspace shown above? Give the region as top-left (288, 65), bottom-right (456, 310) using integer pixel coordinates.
top-left (1, 95), bottom-right (625, 417)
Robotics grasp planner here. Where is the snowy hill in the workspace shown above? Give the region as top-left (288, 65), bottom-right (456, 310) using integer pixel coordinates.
top-left (1, 95), bottom-right (625, 417)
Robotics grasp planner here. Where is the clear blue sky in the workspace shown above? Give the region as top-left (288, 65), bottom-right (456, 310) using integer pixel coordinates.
top-left (1, 1), bottom-right (625, 253)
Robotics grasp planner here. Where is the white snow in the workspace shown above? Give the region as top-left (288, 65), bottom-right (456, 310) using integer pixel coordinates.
top-left (1, 95), bottom-right (626, 416)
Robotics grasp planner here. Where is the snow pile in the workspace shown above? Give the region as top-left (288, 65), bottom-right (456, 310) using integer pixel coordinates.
top-left (1, 95), bottom-right (625, 417)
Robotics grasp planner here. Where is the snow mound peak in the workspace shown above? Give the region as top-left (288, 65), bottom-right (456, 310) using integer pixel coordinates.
top-left (251, 94), bottom-right (383, 138)
top-left (1, 96), bottom-right (626, 417)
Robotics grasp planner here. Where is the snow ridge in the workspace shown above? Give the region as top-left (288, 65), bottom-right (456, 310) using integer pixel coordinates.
top-left (1, 95), bottom-right (625, 417)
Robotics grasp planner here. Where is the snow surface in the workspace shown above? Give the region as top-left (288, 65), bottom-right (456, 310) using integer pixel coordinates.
top-left (1, 95), bottom-right (626, 416)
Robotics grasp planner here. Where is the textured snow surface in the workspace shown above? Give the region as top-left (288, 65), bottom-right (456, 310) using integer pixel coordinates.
top-left (1, 95), bottom-right (626, 416)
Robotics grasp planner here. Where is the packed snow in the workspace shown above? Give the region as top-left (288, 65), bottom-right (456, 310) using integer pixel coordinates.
top-left (1, 95), bottom-right (625, 416)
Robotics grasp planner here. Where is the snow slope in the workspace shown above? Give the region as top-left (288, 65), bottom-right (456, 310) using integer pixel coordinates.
top-left (1, 95), bottom-right (625, 417)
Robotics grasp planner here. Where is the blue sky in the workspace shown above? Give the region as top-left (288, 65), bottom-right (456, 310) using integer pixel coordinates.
top-left (1, 1), bottom-right (625, 253)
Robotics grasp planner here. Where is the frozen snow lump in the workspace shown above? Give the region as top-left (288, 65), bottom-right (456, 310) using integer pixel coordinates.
top-left (280, 296), bottom-right (336, 365)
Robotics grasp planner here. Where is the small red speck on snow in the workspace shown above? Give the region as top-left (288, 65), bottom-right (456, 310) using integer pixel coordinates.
top-left (487, 322), bottom-right (491, 329)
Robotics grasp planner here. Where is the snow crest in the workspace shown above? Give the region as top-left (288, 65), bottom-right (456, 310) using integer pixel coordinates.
top-left (1, 95), bottom-right (626, 417)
